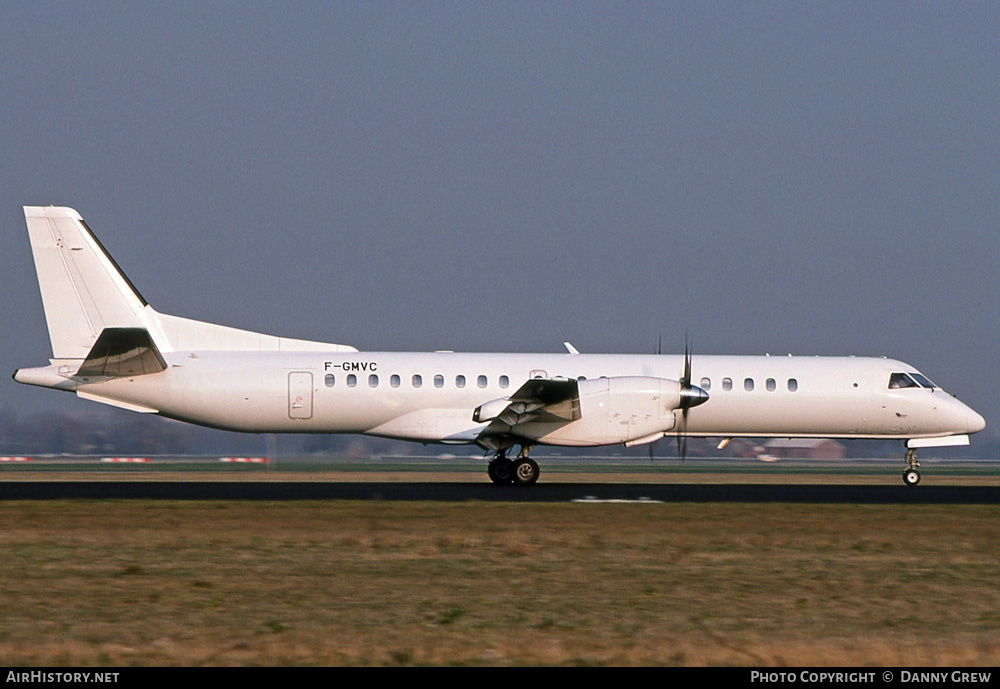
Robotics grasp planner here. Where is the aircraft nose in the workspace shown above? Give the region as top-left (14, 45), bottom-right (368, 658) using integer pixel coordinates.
top-left (949, 396), bottom-right (986, 435)
top-left (965, 406), bottom-right (986, 434)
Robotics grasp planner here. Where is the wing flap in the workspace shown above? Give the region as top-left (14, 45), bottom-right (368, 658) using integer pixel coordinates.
top-left (478, 378), bottom-right (581, 441)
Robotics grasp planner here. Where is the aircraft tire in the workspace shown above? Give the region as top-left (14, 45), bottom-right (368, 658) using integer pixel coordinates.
top-left (513, 457), bottom-right (540, 486)
top-left (488, 457), bottom-right (515, 485)
top-left (902, 469), bottom-right (921, 486)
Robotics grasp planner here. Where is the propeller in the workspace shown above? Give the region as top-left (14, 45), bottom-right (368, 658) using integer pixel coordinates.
top-left (676, 335), bottom-right (709, 461)
top-left (648, 335), bottom-right (709, 462)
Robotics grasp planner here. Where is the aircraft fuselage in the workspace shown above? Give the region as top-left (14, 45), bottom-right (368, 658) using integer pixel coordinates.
top-left (17, 351), bottom-right (985, 444)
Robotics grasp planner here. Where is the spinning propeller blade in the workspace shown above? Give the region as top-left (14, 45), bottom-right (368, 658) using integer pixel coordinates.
top-left (676, 335), bottom-right (709, 461)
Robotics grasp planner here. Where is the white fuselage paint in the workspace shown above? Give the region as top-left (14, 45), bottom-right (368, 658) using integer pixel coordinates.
top-left (43, 351), bottom-right (985, 446)
top-left (14, 206), bottom-right (985, 456)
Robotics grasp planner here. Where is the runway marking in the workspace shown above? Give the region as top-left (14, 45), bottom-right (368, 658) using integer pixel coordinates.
top-left (572, 496), bottom-right (663, 504)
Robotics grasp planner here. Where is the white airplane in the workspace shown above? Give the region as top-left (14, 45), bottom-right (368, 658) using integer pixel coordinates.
top-left (14, 206), bottom-right (986, 486)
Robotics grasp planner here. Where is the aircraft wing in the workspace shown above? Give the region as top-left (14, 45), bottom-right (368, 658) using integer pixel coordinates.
top-left (475, 378), bottom-right (581, 442)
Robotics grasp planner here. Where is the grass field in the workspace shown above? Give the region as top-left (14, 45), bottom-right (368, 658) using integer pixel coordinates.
top-left (2, 498), bottom-right (999, 666)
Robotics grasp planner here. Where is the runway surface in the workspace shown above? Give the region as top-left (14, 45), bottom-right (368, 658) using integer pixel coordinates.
top-left (1, 481), bottom-right (997, 503)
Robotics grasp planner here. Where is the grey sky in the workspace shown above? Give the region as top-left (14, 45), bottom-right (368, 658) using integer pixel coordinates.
top-left (2, 2), bottom-right (998, 443)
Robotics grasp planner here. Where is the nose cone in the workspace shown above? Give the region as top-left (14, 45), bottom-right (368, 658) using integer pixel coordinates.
top-left (965, 406), bottom-right (986, 435)
top-left (947, 396), bottom-right (986, 435)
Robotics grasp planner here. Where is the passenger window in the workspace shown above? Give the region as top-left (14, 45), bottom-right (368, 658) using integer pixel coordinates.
top-left (787, 378), bottom-right (798, 392)
top-left (700, 377), bottom-right (711, 391)
top-left (325, 374), bottom-right (335, 387)
top-left (369, 374), bottom-right (378, 387)
top-left (766, 378), bottom-right (775, 392)
top-left (500, 375), bottom-right (509, 389)
top-left (888, 373), bottom-right (919, 389)
top-left (722, 378), bottom-right (733, 391)
top-left (347, 374), bottom-right (357, 388)
top-left (477, 375), bottom-right (487, 388)
top-left (744, 378), bottom-right (754, 392)
top-left (434, 374), bottom-right (444, 388)
top-left (412, 374), bottom-right (422, 388)
top-left (390, 374), bottom-right (400, 388)
top-left (456, 375), bottom-right (466, 388)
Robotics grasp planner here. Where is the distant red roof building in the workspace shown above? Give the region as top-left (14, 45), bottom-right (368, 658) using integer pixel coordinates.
top-left (760, 438), bottom-right (846, 460)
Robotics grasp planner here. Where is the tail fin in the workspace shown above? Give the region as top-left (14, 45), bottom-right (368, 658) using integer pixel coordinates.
top-left (24, 206), bottom-right (150, 360)
top-left (22, 206), bottom-right (358, 360)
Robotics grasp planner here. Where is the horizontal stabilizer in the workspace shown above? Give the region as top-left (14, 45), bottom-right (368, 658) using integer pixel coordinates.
top-left (76, 328), bottom-right (167, 377)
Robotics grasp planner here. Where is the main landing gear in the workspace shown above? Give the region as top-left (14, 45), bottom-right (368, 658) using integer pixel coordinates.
top-left (902, 448), bottom-right (921, 486)
top-left (487, 447), bottom-right (539, 486)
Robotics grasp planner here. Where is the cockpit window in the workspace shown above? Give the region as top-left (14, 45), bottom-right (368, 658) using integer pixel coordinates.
top-left (888, 373), bottom-right (919, 389)
top-left (910, 373), bottom-right (936, 389)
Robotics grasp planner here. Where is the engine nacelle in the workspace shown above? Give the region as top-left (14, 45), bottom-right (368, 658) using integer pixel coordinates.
top-left (473, 397), bottom-right (513, 424)
top-left (520, 376), bottom-right (686, 446)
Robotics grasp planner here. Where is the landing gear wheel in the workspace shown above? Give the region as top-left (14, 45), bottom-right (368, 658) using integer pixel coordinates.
top-left (903, 448), bottom-right (921, 487)
top-left (512, 457), bottom-right (540, 486)
top-left (488, 457), bottom-right (514, 485)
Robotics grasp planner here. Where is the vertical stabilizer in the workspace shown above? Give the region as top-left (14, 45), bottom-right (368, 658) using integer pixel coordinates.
top-left (23, 206), bottom-right (148, 360)
top-left (21, 205), bottom-right (357, 358)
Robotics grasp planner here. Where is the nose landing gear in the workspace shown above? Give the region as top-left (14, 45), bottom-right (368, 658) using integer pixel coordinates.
top-left (902, 449), bottom-right (921, 486)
